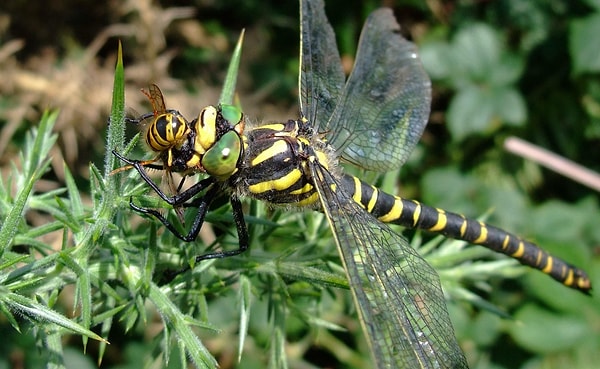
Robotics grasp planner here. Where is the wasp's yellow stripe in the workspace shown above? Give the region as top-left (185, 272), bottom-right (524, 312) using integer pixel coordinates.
top-left (251, 140), bottom-right (289, 166)
top-left (248, 169), bottom-right (302, 193)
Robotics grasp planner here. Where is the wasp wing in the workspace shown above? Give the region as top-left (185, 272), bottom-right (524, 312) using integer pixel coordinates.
top-left (143, 84), bottom-right (168, 115)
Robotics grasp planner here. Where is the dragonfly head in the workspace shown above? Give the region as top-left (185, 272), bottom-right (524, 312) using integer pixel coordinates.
top-left (193, 104), bottom-right (244, 180)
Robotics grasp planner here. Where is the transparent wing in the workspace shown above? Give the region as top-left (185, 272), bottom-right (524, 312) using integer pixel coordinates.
top-left (309, 161), bottom-right (468, 369)
top-left (299, 0), bottom-right (345, 129)
top-left (143, 84), bottom-right (167, 116)
top-left (326, 8), bottom-right (431, 171)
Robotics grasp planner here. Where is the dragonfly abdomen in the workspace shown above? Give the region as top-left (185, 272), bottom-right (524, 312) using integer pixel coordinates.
top-left (340, 174), bottom-right (592, 293)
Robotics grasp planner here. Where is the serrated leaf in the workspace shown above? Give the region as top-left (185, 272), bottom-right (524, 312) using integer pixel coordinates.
top-left (257, 260), bottom-right (349, 289)
top-left (220, 30), bottom-right (245, 106)
top-left (148, 282), bottom-right (218, 368)
top-left (0, 292), bottom-right (107, 343)
top-left (0, 300), bottom-right (21, 332)
top-left (0, 112), bottom-right (57, 258)
top-left (64, 162), bottom-right (84, 219)
top-left (45, 330), bottom-right (66, 369)
top-left (60, 252), bottom-right (93, 351)
top-left (107, 41), bottom-right (126, 169)
top-left (269, 326), bottom-right (287, 369)
top-left (237, 275), bottom-right (252, 363)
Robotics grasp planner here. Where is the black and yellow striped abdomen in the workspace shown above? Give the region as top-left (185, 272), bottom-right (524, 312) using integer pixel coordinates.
top-left (339, 174), bottom-right (592, 293)
top-left (232, 119), bottom-right (591, 293)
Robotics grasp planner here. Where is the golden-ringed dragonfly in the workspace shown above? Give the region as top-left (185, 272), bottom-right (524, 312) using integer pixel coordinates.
top-left (113, 0), bottom-right (592, 367)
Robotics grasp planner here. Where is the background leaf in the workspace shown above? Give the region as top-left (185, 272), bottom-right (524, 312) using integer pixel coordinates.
top-left (570, 13), bottom-right (600, 74)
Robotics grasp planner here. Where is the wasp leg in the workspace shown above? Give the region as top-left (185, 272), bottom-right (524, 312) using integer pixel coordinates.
top-left (125, 112), bottom-right (154, 125)
top-left (113, 150), bottom-right (216, 205)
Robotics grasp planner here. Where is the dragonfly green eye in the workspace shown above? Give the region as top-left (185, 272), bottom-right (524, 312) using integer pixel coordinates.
top-left (221, 104), bottom-right (243, 125)
top-left (202, 130), bottom-right (242, 179)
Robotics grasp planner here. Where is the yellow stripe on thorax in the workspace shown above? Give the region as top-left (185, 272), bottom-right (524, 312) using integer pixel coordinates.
top-left (251, 140), bottom-right (289, 166)
top-left (289, 183), bottom-right (313, 195)
top-left (248, 169), bottom-right (302, 193)
top-left (256, 123), bottom-right (285, 132)
top-left (315, 150), bottom-right (329, 170)
top-left (295, 192), bottom-right (320, 207)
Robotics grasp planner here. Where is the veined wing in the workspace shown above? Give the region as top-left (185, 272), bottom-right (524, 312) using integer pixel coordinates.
top-left (299, 0), bottom-right (345, 130)
top-left (309, 159), bottom-right (468, 368)
top-left (326, 8), bottom-right (431, 172)
top-left (142, 84), bottom-right (168, 115)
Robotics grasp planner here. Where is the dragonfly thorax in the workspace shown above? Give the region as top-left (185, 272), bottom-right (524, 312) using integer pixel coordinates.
top-left (235, 119), bottom-right (333, 207)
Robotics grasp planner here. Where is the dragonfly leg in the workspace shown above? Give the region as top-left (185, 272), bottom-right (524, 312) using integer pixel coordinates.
top-left (129, 183), bottom-right (217, 242)
top-left (192, 195), bottom-right (249, 262)
top-left (158, 195), bottom-right (249, 283)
